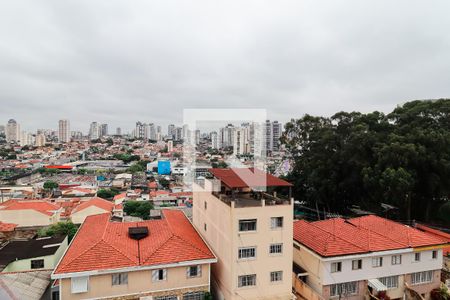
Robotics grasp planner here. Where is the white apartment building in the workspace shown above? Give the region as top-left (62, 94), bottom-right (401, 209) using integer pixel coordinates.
top-left (293, 216), bottom-right (449, 300)
top-left (6, 119), bottom-right (20, 143)
top-left (193, 168), bottom-right (294, 300)
top-left (89, 122), bottom-right (100, 140)
top-left (264, 120), bottom-right (282, 154)
top-left (233, 126), bottom-right (250, 155)
top-left (58, 119), bottom-right (70, 143)
top-left (210, 131), bottom-right (218, 149)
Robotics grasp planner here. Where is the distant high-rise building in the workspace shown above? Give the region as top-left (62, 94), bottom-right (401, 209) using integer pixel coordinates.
top-left (233, 126), bottom-right (250, 155)
top-left (116, 127), bottom-right (121, 136)
top-left (168, 124), bottom-right (175, 138)
top-left (264, 120), bottom-right (282, 154)
top-left (6, 119), bottom-right (20, 143)
top-left (0, 125), bottom-right (5, 136)
top-left (194, 129), bottom-right (201, 145)
top-left (167, 140), bottom-right (174, 152)
top-left (135, 122), bottom-right (148, 139)
top-left (173, 127), bottom-right (183, 141)
top-left (19, 131), bottom-right (33, 147)
top-left (35, 133), bottom-right (46, 147)
top-left (219, 124), bottom-right (234, 149)
top-left (100, 123), bottom-right (108, 137)
top-left (71, 131), bottom-right (83, 141)
top-left (149, 123), bottom-right (156, 141)
top-left (58, 119), bottom-right (70, 143)
top-left (210, 131), bottom-right (218, 149)
top-left (89, 122), bottom-right (100, 140)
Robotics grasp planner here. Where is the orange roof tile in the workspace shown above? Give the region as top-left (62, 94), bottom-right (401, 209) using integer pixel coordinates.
top-left (54, 210), bottom-right (215, 274)
top-left (71, 197), bottom-right (114, 214)
top-left (209, 168), bottom-right (292, 189)
top-left (0, 200), bottom-right (59, 216)
top-left (293, 215), bottom-right (449, 257)
top-left (0, 221), bottom-right (17, 232)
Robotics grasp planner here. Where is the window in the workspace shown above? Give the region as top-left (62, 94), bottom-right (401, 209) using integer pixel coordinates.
top-left (112, 273), bottom-right (128, 285)
top-left (391, 255), bottom-right (402, 265)
top-left (187, 265), bottom-right (201, 278)
top-left (155, 296), bottom-right (178, 300)
top-left (183, 291), bottom-right (205, 300)
top-left (372, 257), bottom-right (383, 267)
top-left (269, 243), bottom-right (283, 254)
top-left (71, 276), bottom-right (89, 294)
top-left (30, 259), bottom-right (44, 269)
top-left (152, 269), bottom-right (167, 281)
top-left (331, 262), bottom-right (342, 273)
top-left (414, 252), bottom-right (421, 262)
top-left (379, 276), bottom-right (399, 289)
top-left (270, 217), bottom-right (283, 229)
top-left (204, 223), bottom-right (207, 231)
top-left (238, 247), bottom-right (256, 259)
top-left (432, 250), bottom-right (438, 259)
top-left (238, 274), bottom-right (256, 287)
top-left (330, 281), bottom-right (358, 297)
top-left (411, 271), bottom-right (433, 285)
top-left (352, 259), bottom-right (362, 270)
top-left (239, 219), bottom-right (257, 232)
top-left (270, 271), bottom-right (283, 282)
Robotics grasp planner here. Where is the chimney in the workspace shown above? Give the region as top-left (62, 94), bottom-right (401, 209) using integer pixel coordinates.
top-left (128, 226), bottom-right (149, 240)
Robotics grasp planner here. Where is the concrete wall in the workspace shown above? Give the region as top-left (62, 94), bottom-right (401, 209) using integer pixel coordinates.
top-left (193, 180), bottom-right (293, 300)
top-left (293, 245), bottom-right (324, 293)
top-left (60, 264), bottom-right (211, 300)
top-left (0, 209), bottom-right (53, 227)
top-left (404, 271), bottom-right (441, 300)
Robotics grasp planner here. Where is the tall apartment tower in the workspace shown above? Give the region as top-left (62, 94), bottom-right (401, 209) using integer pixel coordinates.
top-left (148, 123), bottom-right (156, 141)
top-left (168, 124), bottom-right (175, 138)
top-left (35, 133), bottom-right (46, 147)
top-left (233, 127), bottom-right (250, 155)
top-left (210, 131), bottom-right (218, 149)
top-left (264, 120), bottom-right (282, 154)
top-left (100, 123), bottom-right (108, 137)
top-left (58, 119), bottom-right (70, 143)
top-left (6, 119), bottom-right (20, 143)
top-left (193, 168), bottom-right (294, 300)
top-left (219, 124), bottom-right (234, 149)
top-left (89, 122), bottom-right (100, 140)
top-left (116, 127), bottom-right (122, 136)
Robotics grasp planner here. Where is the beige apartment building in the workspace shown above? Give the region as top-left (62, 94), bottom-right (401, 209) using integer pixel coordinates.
top-left (193, 168), bottom-right (294, 300)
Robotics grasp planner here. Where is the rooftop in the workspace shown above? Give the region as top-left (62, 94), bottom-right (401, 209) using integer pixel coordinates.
top-left (53, 210), bottom-right (215, 275)
top-left (293, 215), bottom-right (450, 257)
top-left (0, 200), bottom-right (60, 216)
top-left (0, 235), bottom-right (66, 268)
top-left (209, 168), bottom-right (292, 189)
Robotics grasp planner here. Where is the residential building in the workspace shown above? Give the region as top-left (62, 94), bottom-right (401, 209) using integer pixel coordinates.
top-left (293, 215), bottom-right (449, 300)
top-left (58, 119), bottom-right (70, 143)
top-left (135, 121), bottom-right (149, 140)
top-left (52, 210), bottom-right (217, 300)
top-left (193, 168), bottom-right (294, 300)
top-left (35, 133), bottom-right (46, 147)
top-left (0, 270), bottom-right (53, 300)
top-left (211, 131), bottom-right (218, 149)
top-left (69, 197), bottom-right (115, 224)
top-left (195, 129), bottom-right (201, 145)
top-left (0, 200), bottom-right (61, 227)
top-left (0, 125), bottom-right (5, 136)
top-left (19, 131), bottom-right (33, 146)
top-left (264, 120), bottom-right (282, 154)
top-left (100, 123), bottom-right (108, 137)
top-left (6, 119), bottom-right (19, 143)
top-left (167, 140), bottom-right (174, 152)
top-left (168, 124), bottom-right (175, 138)
top-left (89, 122), bottom-right (100, 140)
top-left (0, 235), bottom-right (68, 272)
top-left (116, 127), bottom-right (121, 136)
top-left (233, 126), bottom-right (250, 155)
top-left (219, 124), bottom-right (234, 149)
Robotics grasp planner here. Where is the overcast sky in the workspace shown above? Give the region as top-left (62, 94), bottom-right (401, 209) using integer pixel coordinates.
top-left (1, 1), bottom-right (450, 133)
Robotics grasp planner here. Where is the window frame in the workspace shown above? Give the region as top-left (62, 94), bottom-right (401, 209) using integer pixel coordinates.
top-left (238, 246), bottom-right (257, 260)
top-left (187, 265), bottom-right (201, 278)
top-left (411, 271), bottom-right (433, 285)
top-left (432, 250), bottom-right (438, 259)
top-left (112, 273), bottom-right (128, 286)
top-left (372, 257), bottom-right (383, 268)
top-left (330, 281), bottom-right (358, 297)
top-left (391, 254), bottom-right (402, 265)
top-left (239, 219), bottom-right (257, 232)
top-left (152, 269), bottom-right (167, 282)
top-left (71, 276), bottom-right (89, 294)
top-left (351, 259), bottom-right (362, 270)
top-left (270, 271), bottom-right (283, 283)
top-left (269, 243), bottom-right (283, 255)
top-left (238, 274), bottom-right (257, 288)
top-left (414, 252), bottom-right (421, 262)
top-left (270, 217), bottom-right (284, 229)
top-left (379, 275), bottom-right (399, 289)
top-left (30, 259), bottom-right (45, 269)
top-left (331, 262), bottom-right (342, 273)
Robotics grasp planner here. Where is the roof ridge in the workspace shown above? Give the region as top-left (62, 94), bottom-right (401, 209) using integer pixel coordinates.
top-left (140, 234), bottom-right (175, 265)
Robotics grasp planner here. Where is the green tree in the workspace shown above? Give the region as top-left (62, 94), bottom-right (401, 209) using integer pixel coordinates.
top-left (43, 180), bottom-right (59, 190)
top-left (38, 221), bottom-right (79, 242)
top-left (97, 188), bottom-right (120, 199)
top-left (158, 178), bottom-right (170, 188)
top-left (124, 201), bottom-right (153, 220)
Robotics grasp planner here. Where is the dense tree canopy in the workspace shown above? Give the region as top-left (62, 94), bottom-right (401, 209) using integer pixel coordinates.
top-left (281, 99), bottom-right (450, 223)
top-left (124, 201), bottom-right (153, 220)
top-left (38, 221), bottom-right (79, 242)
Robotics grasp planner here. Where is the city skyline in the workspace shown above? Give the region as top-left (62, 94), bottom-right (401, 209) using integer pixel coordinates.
top-left (2, 1), bottom-right (450, 132)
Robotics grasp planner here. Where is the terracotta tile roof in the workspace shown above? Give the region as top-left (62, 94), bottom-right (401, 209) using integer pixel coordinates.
top-left (415, 224), bottom-right (450, 256)
top-left (0, 200), bottom-right (59, 216)
top-left (209, 168), bottom-right (292, 189)
top-left (71, 197), bottom-right (114, 214)
top-left (293, 215), bottom-right (449, 257)
top-left (113, 193), bottom-right (127, 201)
top-left (0, 222), bottom-right (17, 232)
top-left (54, 210), bottom-right (215, 274)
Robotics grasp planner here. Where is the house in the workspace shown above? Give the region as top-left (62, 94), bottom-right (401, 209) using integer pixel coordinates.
top-left (52, 210), bottom-right (217, 300)
top-left (0, 200), bottom-right (61, 227)
top-left (0, 235), bottom-right (68, 272)
top-left (69, 197), bottom-right (115, 224)
top-left (293, 215), bottom-right (450, 300)
top-left (193, 168), bottom-right (294, 300)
